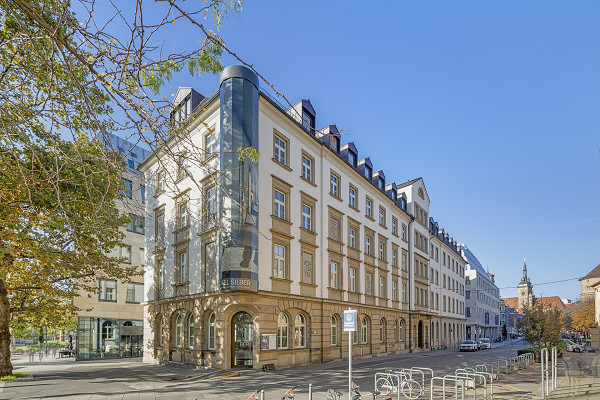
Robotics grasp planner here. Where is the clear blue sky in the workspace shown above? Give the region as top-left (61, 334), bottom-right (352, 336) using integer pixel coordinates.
top-left (161, 1), bottom-right (600, 300)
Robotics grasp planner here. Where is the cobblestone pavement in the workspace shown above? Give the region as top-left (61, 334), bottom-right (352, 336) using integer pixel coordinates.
top-left (2, 341), bottom-right (597, 399)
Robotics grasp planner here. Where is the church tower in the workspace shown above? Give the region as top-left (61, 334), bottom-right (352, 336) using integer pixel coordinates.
top-left (518, 260), bottom-right (534, 310)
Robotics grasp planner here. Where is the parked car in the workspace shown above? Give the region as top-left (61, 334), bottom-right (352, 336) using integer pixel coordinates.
top-left (479, 338), bottom-right (491, 349)
top-left (459, 340), bottom-right (478, 352)
top-left (561, 339), bottom-right (586, 353)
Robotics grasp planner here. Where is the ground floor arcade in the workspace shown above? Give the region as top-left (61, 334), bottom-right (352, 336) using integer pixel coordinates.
top-left (143, 291), bottom-right (434, 370)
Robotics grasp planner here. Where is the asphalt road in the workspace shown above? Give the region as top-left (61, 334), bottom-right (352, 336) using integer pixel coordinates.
top-left (1, 340), bottom-right (531, 399)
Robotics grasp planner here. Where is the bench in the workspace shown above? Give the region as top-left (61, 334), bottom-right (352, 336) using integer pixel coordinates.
top-left (58, 349), bottom-right (73, 358)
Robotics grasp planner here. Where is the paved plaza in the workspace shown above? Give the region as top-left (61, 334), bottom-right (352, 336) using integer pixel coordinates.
top-left (1, 341), bottom-right (598, 399)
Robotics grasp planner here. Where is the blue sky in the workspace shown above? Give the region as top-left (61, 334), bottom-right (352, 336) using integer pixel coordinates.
top-left (157, 1), bottom-right (600, 300)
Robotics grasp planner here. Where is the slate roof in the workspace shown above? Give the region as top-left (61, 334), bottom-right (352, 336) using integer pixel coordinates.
top-left (396, 177), bottom-right (421, 189)
top-left (461, 244), bottom-right (494, 284)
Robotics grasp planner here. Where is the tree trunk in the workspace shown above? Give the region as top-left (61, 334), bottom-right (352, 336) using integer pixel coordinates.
top-left (0, 278), bottom-right (13, 377)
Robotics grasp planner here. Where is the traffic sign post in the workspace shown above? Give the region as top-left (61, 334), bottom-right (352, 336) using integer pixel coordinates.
top-left (343, 308), bottom-right (357, 397)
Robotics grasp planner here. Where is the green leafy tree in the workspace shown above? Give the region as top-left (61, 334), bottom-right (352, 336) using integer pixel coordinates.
top-left (0, 0), bottom-right (257, 377)
top-left (517, 306), bottom-right (563, 353)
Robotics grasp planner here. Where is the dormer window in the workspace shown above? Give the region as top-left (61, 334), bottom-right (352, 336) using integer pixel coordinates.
top-left (377, 178), bottom-right (385, 190)
top-left (172, 95), bottom-right (191, 123)
top-left (400, 197), bottom-right (407, 210)
top-left (391, 191), bottom-right (397, 201)
top-left (347, 151), bottom-right (357, 167)
top-left (331, 135), bottom-right (340, 153)
top-left (302, 108), bottom-right (315, 131)
top-left (364, 166), bottom-right (372, 180)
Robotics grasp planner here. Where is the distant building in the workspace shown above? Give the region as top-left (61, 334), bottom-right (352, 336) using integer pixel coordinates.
top-left (74, 133), bottom-right (150, 360)
top-left (580, 264), bottom-right (600, 301)
top-left (518, 261), bottom-right (534, 310)
top-left (461, 245), bottom-right (501, 340)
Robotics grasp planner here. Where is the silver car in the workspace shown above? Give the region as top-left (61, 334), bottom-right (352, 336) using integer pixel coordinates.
top-left (479, 338), bottom-right (491, 349)
top-left (459, 340), bottom-right (478, 352)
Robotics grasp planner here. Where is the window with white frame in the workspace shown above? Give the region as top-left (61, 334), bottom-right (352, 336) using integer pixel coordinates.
top-left (301, 154), bottom-right (312, 181)
top-left (178, 251), bottom-right (188, 283)
top-left (178, 201), bottom-right (189, 229)
top-left (379, 242), bottom-right (385, 261)
top-left (349, 186), bottom-right (357, 208)
top-left (208, 313), bottom-right (216, 350)
top-left (277, 313), bottom-right (289, 349)
top-left (274, 134), bottom-right (287, 165)
top-left (392, 217), bottom-right (397, 235)
top-left (98, 279), bottom-right (117, 301)
top-left (294, 314), bottom-right (306, 348)
top-left (273, 244), bottom-right (286, 279)
top-left (350, 268), bottom-right (357, 292)
top-left (301, 203), bottom-right (312, 230)
top-left (379, 207), bottom-right (386, 226)
top-left (380, 318), bottom-right (386, 343)
top-left (379, 276), bottom-right (385, 298)
top-left (157, 170), bottom-right (165, 193)
top-left (175, 314), bottom-right (184, 347)
top-left (402, 283), bottom-right (407, 302)
top-left (392, 249), bottom-right (397, 266)
top-left (331, 316), bottom-right (338, 346)
top-left (205, 130), bottom-right (217, 159)
top-left (349, 227), bottom-right (356, 248)
top-left (365, 197), bottom-right (372, 218)
top-left (187, 314), bottom-right (195, 349)
top-left (330, 261), bottom-right (339, 289)
top-left (126, 283), bottom-right (143, 303)
top-left (365, 236), bottom-right (372, 255)
top-left (401, 224), bottom-right (407, 241)
top-left (274, 190), bottom-right (285, 219)
top-left (203, 185), bottom-right (217, 228)
top-left (330, 173), bottom-right (339, 197)
top-left (361, 318), bottom-right (368, 343)
top-left (177, 154), bottom-right (188, 180)
top-left (392, 281), bottom-right (398, 301)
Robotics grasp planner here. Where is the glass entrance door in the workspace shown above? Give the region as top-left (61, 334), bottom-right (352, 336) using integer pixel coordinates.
top-left (232, 312), bottom-right (253, 368)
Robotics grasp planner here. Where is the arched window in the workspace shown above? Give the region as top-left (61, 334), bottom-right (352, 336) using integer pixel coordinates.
top-left (159, 318), bottom-right (164, 346)
top-left (102, 321), bottom-right (114, 340)
top-left (399, 319), bottom-right (405, 341)
top-left (208, 313), bottom-right (216, 350)
top-left (394, 320), bottom-right (399, 342)
top-left (380, 318), bottom-right (387, 343)
top-left (361, 318), bottom-right (368, 344)
top-left (175, 314), bottom-right (184, 347)
top-left (187, 314), bottom-right (195, 349)
top-left (331, 315), bottom-right (338, 346)
top-left (294, 314), bottom-right (306, 348)
top-left (277, 313), bottom-right (289, 349)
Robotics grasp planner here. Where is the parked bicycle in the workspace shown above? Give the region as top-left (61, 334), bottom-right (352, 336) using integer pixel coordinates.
top-left (248, 387), bottom-right (265, 400)
top-left (351, 380), bottom-right (384, 400)
top-left (375, 369), bottom-right (423, 399)
top-left (281, 385), bottom-right (300, 400)
top-left (326, 388), bottom-right (343, 400)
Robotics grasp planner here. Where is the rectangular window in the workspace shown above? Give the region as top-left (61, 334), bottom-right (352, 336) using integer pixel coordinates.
top-left (349, 268), bottom-right (357, 292)
top-left (302, 154), bottom-right (312, 181)
top-left (402, 253), bottom-right (407, 270)
top-left (465, 291), bottom-right (470, 299)
top-left (330, 173), bottom-right (339, 197)
top-left (178, 202), bottom-right (189, 229)
top-left (274, 190), bottom-right (285, 219)
top-left (205, 131), bottom-right (217, 159)
top-left (365, 236), bottom-right (372, 255)
top-left (139, 248), bottom-right (145, 267)
top-left (402, 283), bottom-right (407, 302)
top-left (466, 307), bottom-right (471, 317)
top-left (273, 244), bottom-right (286, 279)
top-left (203, 185), bottom-right (217, 228)
top-left (122, 178), bottom-right (133, 199)
top-left (379, 207), bottom-right (386, 226)
top-left (126, 283), bottom-right (144, 303)
top-left (141, 185), bottom-right (146, 204)
top-left (177, 154), bottom-right (187, 179)
top-left (98, 279), bottom-right (117, 301)
top-left (157, 171), bottom-right (165, 193)
top-left (349, 186), bottom-right (357, 208)
top-left (122, 245), bottom-right (132, 264)
top-left (330, 261), bottom-right (339, 289)
top-left (349, 227), bottom-right (356, 249)
top-left (392, 218), bottom-right (397, 235)
top-left (379, 276), bottom-right (385, 298)
top-left (274, 134), bottom-right (287, 165)
top-left (379, 242), bottom-right (385, 261)
top-left (392, 281), bottom-right (398, 301)
top-left (435, 247), bottom-right (439, 261)
top-left (392, 249), bottom-right (397, 266)
top-left (365, 198), bottom-right (372, 218)
top-left (301, 203), bottom-right (312, 230)
top-left (179, 251), bottom-right (188, 283)
top-left (155, 211), bottom-right (165, 249)
top-left (401, 224), bottom-right (407, 241)
top-left (127, 214), bottom-right (145, 234)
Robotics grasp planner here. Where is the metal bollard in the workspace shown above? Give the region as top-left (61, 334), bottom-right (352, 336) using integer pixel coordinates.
top-left (308, 383), bottom-right (312, 400)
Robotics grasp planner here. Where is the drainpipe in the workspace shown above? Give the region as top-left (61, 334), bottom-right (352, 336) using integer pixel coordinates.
top-left (319, 145), bottom-right (325, 364)
top-left (408, 216), bottom-right (415, 352)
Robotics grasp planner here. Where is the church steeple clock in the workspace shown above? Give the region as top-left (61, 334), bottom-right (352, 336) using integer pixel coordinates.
top-left (517, 259), bottom-right (534, 310)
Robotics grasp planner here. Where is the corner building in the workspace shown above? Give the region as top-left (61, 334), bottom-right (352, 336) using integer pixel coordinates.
top-left (139, 66), bottom-right (437, 370)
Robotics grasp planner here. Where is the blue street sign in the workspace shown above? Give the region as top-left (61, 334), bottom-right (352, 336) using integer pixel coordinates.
top-left (343, 310), bottom-right (357, 331)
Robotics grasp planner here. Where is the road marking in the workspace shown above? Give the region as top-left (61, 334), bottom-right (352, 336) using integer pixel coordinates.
top-left (206, 372), bottom-right (239, 380)
top-left (497, 383), bottom-right (525, 391)
top-left (185, 369), bottom-right (223, 381)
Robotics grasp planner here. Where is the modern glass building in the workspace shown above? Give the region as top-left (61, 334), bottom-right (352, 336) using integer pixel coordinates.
top-left (77, 318), bottom-right (143, 359)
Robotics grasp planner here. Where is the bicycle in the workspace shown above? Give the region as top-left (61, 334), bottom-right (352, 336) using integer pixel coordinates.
top-left (326, 389), bottom-right (343, 400)
top-left (281, 385), bottom-right (300, 400)
top-left (351, 380), bottom-right (385, 400)
top-left (375, 370), bottom-right (423, 399)
top-left (248, 387), bottom-right (265, 400)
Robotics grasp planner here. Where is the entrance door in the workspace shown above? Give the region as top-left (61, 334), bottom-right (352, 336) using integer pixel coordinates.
top-left (232, 312), bottom-right (253, 368)
top-left (418, 321), bottom-right (423, 348)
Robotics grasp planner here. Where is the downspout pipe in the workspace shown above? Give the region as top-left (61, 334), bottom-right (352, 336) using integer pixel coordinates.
top-left (408, 216), bottom-right (415, 352)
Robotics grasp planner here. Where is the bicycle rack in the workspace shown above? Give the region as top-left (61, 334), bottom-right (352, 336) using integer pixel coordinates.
top-left (456, 369), bottom-right (493, 399)
top-left (430, 375), bottom-right (469, 400)
top-left (409, 367), bottom-right (434, 390)
top-left (540, 347), bottom-right (558, 398)
top-left (375, 370), bottom-right (403, 400)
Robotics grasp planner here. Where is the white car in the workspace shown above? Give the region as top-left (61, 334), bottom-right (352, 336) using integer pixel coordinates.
top-left (459, 340), bottom-right (478, 352)
top-left (561, 339), bottom-right (586, 353)
top-left (479, 338), bottom-right (491, 349)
